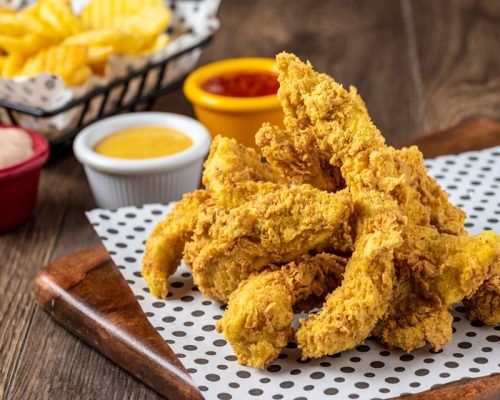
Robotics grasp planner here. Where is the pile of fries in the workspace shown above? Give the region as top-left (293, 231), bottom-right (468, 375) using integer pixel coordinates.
top-left (0, 0), bottom-right (171, 86)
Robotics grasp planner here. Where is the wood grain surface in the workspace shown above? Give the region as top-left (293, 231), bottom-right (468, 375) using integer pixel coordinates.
top-left (1, 1), bottom-right (500, 399)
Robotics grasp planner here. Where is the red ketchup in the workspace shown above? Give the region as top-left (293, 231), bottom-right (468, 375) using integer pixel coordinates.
top-left (201, 71), bottom-right (279, 97)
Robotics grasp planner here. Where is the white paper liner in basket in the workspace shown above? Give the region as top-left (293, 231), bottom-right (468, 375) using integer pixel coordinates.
top-left (86, 146), bottom-right (500, 400)
top-left (0, 0), bottom-right (220, 140)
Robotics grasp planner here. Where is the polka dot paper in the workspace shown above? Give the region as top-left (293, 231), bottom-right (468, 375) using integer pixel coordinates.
top-left (86, 146), bottom-right (500, 400)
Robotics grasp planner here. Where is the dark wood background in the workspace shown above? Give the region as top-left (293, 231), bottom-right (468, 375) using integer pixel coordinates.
top-left (1, 1), bottom-right (499, 399)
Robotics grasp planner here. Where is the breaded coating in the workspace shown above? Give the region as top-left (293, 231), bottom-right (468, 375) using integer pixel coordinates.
top-left (216, 253), bottom-right (346, 368)
top-left (142, 190), bottom-right (211, 298)
top-left (256, 123), bottom-right (343, 192)
top-left (274, 52), bottom-right (465, 235)
top-left (464, 274), bottom-right (500, 325)
top-left (202, 135), bottom-right (285, 208)
top-left (376, 227), bottom-right (500, 351)
top-left (184, 185), bottom-right (353, 302)
top-left (375, 280), bottom-right (454, 353)
top-left (296, 192), bottom-right (404, 358)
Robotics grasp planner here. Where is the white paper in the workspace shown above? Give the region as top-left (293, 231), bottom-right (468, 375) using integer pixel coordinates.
top-left (87, 146), bottom-right (500, 400)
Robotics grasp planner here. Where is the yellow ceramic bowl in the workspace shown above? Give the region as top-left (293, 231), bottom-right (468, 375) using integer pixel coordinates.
top-left (183, 58), bottom-right (283, 148)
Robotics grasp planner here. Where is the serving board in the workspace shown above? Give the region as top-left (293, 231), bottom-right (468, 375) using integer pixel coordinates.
top-left (34, 119), bottom-right (500, 400)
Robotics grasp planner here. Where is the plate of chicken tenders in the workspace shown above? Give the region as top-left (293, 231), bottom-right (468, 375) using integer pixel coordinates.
top-left (88, 52), bottom-right (499, 399)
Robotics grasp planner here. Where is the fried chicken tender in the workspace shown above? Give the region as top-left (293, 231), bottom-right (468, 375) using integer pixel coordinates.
top-left (184, 185), bottom-right (353, 302)
top-left (375, 227), bottom-right (500, 351)
top-left (216, 253), bottom-right (346, 368)
top-left (202, 135), bottom-right (285, 208)
top-left (273, 52), bottom-right (465, 235)
top-left (296, 192), bottom-right (404, 358)
top-left (464, 274), bottom-right (500, 325)
top-left (256, 123), bottom-right (343, 192)
top-left (142, 190), bottom-right (211, 298)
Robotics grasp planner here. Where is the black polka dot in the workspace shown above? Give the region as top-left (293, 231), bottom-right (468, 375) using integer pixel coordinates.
top-left (213, 339), bottom-right (226, 347)
top-left (260, 378), bottom-right (270, 383)
top-left (206, 351), bottom-right (216, 355)
top-left (486, 335), bottom-right (499, 342)
top-left (423, 358), bottom-right (434, 364)
top-left (356, 345), bottom-right (370, 352)
top-left (364, 372), bottom-right (375, 378)
top-left (116, 242), bottom-right (127, 248)
top-left (410, 382), bottom-right (420, 388)
top-left (181, 295), bottom-right (194, 302)
top-left (394, 367), bottom-right (405, 372)
top-left (272, 395), bottom-right (283, 400)
top-left (334, 377), bottom-right (345, 383)
top-left (415, 369), bottom-right (429, 376)
top-left (310, 372), bottom-right (324, 379)
top-left (439, 372), bottom-right (450, 378)
top-left (172, 331), bottom-right (186, 337)
top-left (249, 389), bottom-right (263, 396)
top-left (171, 281), bottom-right (184, 288)
top-left (380, 350), bottom-right (390, 356)
top-left (470, 367), bottom-right (480, 373)
top-left (198, 386), bottom-right (208, 392)
top-left (453, 353), bottom-right (464, 358)
top-left (350, 357), bottom-right (361, 362)
top-left (458, 341), bottom-right (472, 349)
top-left (202, 300), bottom-right (212, 305)
top-left (124, 257), bottom-right (136, 263)
top-left (236, 371), bottom-right (251, 378)
top-left (370, 361), bottom-right (385, 368)
top-left (466, 331), bottom-right (477, 337)
top-left (400, 354), bottom-right (414, 361)
top-left (474, 357), bottom-right (488, 364)
top-left (304, 385), bottom-right (314, 391)
top-left (218, 393), bottom-right (231, 400)
top-left (320, 362), bottom-right (331, 367)
top-left (267, 365), bottom-right (281, 373)
top-left (173, 306), bottom-right (183, 312)
top-left (482, 347), bottom-right (492, 352)
top-left (202, 324), bottom-right (215, 331)
top-left (290, 369), bottom-right (301, 375)
top-left (385, 377), bottom-right (399, 384)
top-left (225, 355), bottom-right (237, 361)
top-left (445, 362), bottom-right (458, 368)
top-left (355, 382), bottom-right (369, 389)
top-left (324, 388), bottom-right (339, 395)
top-left (183, 345), bottom-right (197, 351)
top-left (206, 374), bottom-right (220, 382)
top-left (229, 382), bottom-right (239, 388)
top-left (280, 381), bottom-right (294, 389)
top-left (348, 395), bottom-right (359, 399)
top-left (194, 336), bottom-right (204, 342)
top-left (152, 302), bottom-right (165, 308)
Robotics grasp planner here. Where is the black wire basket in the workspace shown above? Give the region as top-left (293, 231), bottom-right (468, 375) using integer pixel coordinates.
top-left (0, 35), bottom-right (212, 147)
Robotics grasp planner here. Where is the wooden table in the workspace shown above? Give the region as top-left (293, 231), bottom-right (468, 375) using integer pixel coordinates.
top-left (1, 1), bottom-right (500, 399)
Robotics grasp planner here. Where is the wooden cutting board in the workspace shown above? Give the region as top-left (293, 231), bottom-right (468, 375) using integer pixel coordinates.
top-left (33, 119), bottom-right (500, 400)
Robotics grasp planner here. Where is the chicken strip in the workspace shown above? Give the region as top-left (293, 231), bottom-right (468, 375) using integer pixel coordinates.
top-left (464, 274), bottom-right (500, 325)
top-left (256, 123), bottom-right (343, 192)
top-left (203, 135), bottom-right (285, 208)
top-left (375, 227), bottom-right (500, 351)
top-left (142, 190), bottom-right (211, 298)
top-left (216, 253), bottom-right (347, 368)
top-left (184, 185), bottom-right (354, 302)
top-left (296, 192), bottom-right (404, 359)
top-left (272, 52), bottom-right (465, 235)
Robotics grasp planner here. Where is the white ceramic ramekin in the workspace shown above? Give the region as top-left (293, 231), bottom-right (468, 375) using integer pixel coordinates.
top-left (73, 112), bottom-right (211, 209)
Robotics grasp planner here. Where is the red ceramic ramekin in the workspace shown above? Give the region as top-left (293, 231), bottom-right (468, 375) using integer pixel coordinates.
top-left (0, 126), bottom-right (49, 232)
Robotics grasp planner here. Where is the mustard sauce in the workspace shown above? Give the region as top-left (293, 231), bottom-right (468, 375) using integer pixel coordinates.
top-left (95, 126), bottom-right (193, 159)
